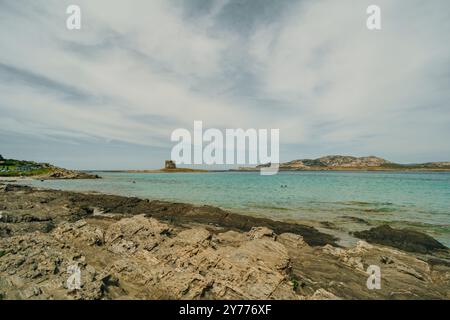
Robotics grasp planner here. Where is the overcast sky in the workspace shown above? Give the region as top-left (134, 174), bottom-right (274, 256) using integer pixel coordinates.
top-left (0, 0), bottom-right (449, 169)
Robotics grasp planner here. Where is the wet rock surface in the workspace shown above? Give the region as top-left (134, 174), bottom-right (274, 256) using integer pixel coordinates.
top-left (0, 184), bottom-right (449, 300)
top-left (354, 225), bottom-right (447, 254)
top-left (0, 184), bottom-right (337, 247)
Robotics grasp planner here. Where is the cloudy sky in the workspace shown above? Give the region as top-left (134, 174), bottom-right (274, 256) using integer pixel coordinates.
top-left (0, 0), bottom-right (449, 169)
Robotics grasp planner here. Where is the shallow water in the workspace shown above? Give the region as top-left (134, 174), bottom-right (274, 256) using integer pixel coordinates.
top-left (20, 171), bottom-right (450, 247)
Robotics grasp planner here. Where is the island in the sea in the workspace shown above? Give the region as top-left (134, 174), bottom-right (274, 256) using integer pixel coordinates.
top-left (238, 155), bottom-right (450, 171)
top-left (3, 154), bottom-right (450, 180)
top-left (126, 160), bottom-right (208, 173)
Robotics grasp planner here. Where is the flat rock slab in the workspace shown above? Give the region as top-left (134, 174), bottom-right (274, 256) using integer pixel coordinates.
top-left (354, 225), bottom-right (447, 254)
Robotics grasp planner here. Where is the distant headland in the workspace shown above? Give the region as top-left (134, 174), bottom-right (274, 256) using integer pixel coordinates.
top-left (238, 155), bottom-right (450, 172)
top-left (0, 154), bottom-right (99, 179)
top-left (2, 154), bottom-right (450, 178)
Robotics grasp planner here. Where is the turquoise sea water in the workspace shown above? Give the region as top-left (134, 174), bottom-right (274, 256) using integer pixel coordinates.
top-left (20, 171), bottom-right (450, 247)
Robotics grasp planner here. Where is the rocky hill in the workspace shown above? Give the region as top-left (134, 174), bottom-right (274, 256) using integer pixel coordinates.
top-left (253, 155), bottom-right (450, 171)
top-left (278, 155), bottom-right (389, 170)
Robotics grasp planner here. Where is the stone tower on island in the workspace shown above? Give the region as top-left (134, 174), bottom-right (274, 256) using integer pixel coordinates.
top-left (165, 160), bottom-right (176, 169)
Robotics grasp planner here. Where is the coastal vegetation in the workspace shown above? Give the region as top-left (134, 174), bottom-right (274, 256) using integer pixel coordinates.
top-left (0, 157), bottom-right (52, 177)
top-left (0, 154), bottom-right (99, 179)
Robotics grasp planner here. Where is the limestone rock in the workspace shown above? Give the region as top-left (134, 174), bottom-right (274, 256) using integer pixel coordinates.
top-left (309, 289), bottom-right (341, 300)
top-left (277, 233), bottom-right (306, 248)
top-left (216, 230), bottom-right (247, 246)
top-left (247, 227), bottom-right (275, 240)
top-left (1, 185), bottom-right (449, 300)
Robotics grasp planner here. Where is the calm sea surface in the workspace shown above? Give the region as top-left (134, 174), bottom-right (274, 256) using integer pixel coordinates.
top-left (19, 171), bottom-right (450, 247)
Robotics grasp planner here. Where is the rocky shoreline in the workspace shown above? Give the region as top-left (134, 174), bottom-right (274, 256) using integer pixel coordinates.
top-left (0, 156), bottom-right (100, 180)
top-left (0, 184), bottom-right (449, 300)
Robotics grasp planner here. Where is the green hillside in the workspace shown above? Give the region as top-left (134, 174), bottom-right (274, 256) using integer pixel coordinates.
top-left (0, 156), bottom-right (52, 177)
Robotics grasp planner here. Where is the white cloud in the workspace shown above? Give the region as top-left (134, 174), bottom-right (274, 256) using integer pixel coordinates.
top-left (248, 0), bottom-right (450, 150)
top-left (0, 0), bottom-right (449, 167)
